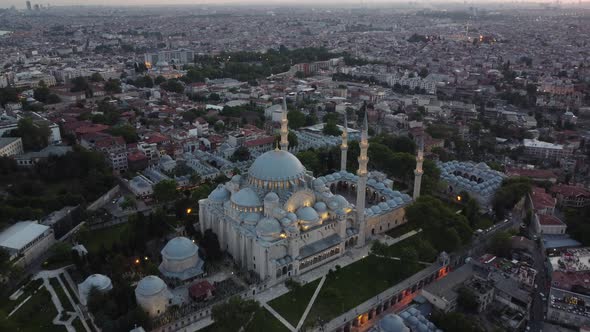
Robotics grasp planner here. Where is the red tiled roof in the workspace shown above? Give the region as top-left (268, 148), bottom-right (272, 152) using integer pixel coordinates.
top-left (551, 270), bottom-right (590, 291)
top-left (505, 168), bottom-right (557, 180)
top-left (189, 281), bottom-right (215, 298)
top-left (127, 150), bottom-right (147, 162)
top-left (531, 187), bottom-right (556, 211)
top-left (551, 184), bottom-right (590, 198)
top-left (75, 123), bottom-right (110, 135)
top-left (538, 214), bottom-right (564, 226)
top-left (144, 133), bottom-right (169, 144)
top-left (95, 136), bottom-right (125, 148)
top-left (244, 136), bottom-right (275, 147)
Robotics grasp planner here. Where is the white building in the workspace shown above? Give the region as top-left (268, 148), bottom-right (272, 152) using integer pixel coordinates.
top-left (158, 237), bottom-right (204, 281)
top-left (0, 137), bottom-right (23, 156)
top-left (135, 275), bottom-right (173, 317)
top-left (77, 274), bottom-right (113, 306)
top-left (199, 106), bottom-right (413, 285)
top-left (0, 221), bottom-right (55, 266)
top-left (533, 214), bottom-right (567, 235)
top-left (128, 175), bottom-right (154, 198)
top-left (523, 139), bottom-right (573, 161)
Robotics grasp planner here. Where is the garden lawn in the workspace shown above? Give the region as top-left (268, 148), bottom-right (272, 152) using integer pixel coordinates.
top-left (9, 287), bottom-right (66, 332)
top-left (382, 232), bottom-right (438, 262)
top-left (287, 255), bottom-right (423, 328)
top-left (268, 278), bottom-right (321, 326)
top-left (72, 317), bottom-right (84, 332)
top-left (82, 223), bottom-right (128, 253)
top-left (49, 278), bottom-right (74, 312)
top-left (384, 222), bottom-right (418, 239)
top-left (245, 307), bottom-right (290, 332)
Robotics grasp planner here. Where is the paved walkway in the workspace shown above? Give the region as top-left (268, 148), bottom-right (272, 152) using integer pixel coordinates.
top-left (263, 303), bottom-right (297, 332)
top-left (296, 275), bottom-right (326, 331)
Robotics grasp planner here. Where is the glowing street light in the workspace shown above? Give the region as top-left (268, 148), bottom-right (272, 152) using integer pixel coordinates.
top-left (456, 195), bottom-right (462, 202)
top-left (134, 259), bottom-right (140, 264)
top-left (186, 208), bottom-right (192, 214)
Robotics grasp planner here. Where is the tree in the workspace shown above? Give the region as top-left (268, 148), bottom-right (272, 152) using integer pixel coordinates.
top-left (46, 94), bottom-right (61, 104)
top-left (287, 110), bottom-right (306, 129)
top-left (211, 296), bottom-right (259, 332)
top-left (323, 119), bottom-right (342, 136)
top-left (274, 132), bottom-right (298, 150)
top-left (457, 286), bottom-right (478, 312)
top-left (90, 72), bottom-right (104, 82)
top-left (4, 118), bottom-right (51, 151)
top-left (154, 75), bottom-right (166, 85)
top-left (160, 79), bottom-right (184, 93)
top-left (489, 231), bottom-right (512, 258)
top-left (104, 79), bottom-right (122, 94)
top-left (200, 229), bottom-right (222, 260)
top-left (33, 81), bottom-right (50, 103)
top-left (419, 68), bottom-right (429, 78)
top-left (297, 150), bottom-right (321, 174)
top-left (432, 311), bottom-right (483, 332)
top-left (109, 125), bottom-right (138, 143)
top-left (70, 76), bottom-right (90, 93)
top-left (153, 180), bottom-right (178, 203)
top-left (231, 146), bottom-right (251, 161)
top-left (295, 71), bottom-right (305, 79)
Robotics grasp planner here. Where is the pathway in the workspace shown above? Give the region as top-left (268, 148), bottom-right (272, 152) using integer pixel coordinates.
top-left (296, 275), bottom-right (326, 331)
top-left (263, 303), bottom-right (297, 332)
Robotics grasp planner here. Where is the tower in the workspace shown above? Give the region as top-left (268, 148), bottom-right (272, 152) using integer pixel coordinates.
top-left (280, 95), bottom-right (289, 151)
top-left (356, 112), bottom-right (369, 246)
top-left (26, 1), bottom-right (31, 10)
top-left (413, 135), bottom-right (424, 199)
top-left (340, 113), bottom-right (348, 172)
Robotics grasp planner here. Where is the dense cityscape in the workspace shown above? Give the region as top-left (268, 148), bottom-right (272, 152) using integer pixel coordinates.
top-left (0, 1), bottom-right (590, 332)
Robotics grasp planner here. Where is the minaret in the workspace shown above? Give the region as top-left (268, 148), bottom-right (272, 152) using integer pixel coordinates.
top-left (280, 95), bottom-right (289, 151)
top-left (413, 135), bottom-right (424, 199)
top-left (340, 113), bottom-right (348, 172)
top-left (356, 112), bottom-right (369, 247)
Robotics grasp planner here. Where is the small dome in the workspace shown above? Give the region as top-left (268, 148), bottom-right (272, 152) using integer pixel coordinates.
top-left (379, 314), bottom-right (409, 332)
top-left (161, 237), bottom-right (198, 260)
top-left (313, 178), bottom-right (325, 187)
top-left (231, 175), bottom-right (241, 183)
top-left (82, 274), bottom-right (111, 291)
top-left (314, 202), bottom-right (327, 212)
top-left (231, 188), bottom-right (261, 207)
top-left (265, 192), bottom-right (279, 202)
top-left (249, 150), bottom-right (306, 182)
top-left (256, 217), bottom-right (282, 240)
top-left (208, 184), bottom-right (230, 201)
top-left (241, 212), bottom-right (261, 225)
top-left (136, 275), bottom-right (166, 297)
top-left (287, 212), bottom-right (297, 221)
top-left (296, 206), bottom-right (320, 223)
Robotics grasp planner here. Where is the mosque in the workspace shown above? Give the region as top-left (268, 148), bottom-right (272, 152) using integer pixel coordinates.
top-left (198, 98), bottom-right (424, 284)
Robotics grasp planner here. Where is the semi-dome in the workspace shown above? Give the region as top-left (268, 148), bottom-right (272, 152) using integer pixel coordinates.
top-left (314, 202), bottom-right (327, 212)
top-left (256, 217), bottom-right (282, 240)
top-left (78, 274), bottom-right (113, 305)
top-left (249, 150), bottom-right (306, 182)
top-left (136, 275), bottom-right (166, 297)
top-left (231, 188), bottom-right (261, 207)
top-left (378, 314), bottom-right (409, 332)
top-left (161, 237), bottom-right (198, 260)
top-left (209, 184), bottom-right (230, 201)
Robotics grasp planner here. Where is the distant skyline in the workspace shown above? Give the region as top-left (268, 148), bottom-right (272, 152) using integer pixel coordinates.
top-left (2, 0), bottom-right (587, 9)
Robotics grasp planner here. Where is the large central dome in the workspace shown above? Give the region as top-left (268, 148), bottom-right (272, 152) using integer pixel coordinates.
top-left (249, 150), bottom-right (306, 182)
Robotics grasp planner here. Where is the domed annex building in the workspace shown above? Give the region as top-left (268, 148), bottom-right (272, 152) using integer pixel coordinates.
top-left (77, 274), bottom-right (113, 306)
top-left (135, 275), bottom-right (173, 317)
top-left (159, 236), bottom-right (204, 281)
top-left (199, 100), bottom-right (416, 284)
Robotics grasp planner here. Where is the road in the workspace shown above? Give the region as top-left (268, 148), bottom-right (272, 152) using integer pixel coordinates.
top-left (526, 220), bottom-right (548, 332)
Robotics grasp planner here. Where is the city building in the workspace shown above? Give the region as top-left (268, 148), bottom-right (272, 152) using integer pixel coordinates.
top-left (523, 139), bottom-right (573, 161)
top-left (438, 161), bottom-right (505, 210)
top-left (0, 221), bottom-right (55, 266)
top-left (135, 275), bottom-right (173, 317)
top-left (550, 184), bottom-right (590, 209)
top-left (158, 237), bottom-right (205, 281)
top-left (0, 137), bottom-right (23, 156)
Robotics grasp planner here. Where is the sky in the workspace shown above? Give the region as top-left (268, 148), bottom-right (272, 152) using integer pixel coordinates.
top-left (2, 0), bottom-right (575, 9)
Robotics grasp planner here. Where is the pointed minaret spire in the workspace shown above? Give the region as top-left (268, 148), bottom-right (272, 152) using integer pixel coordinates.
top-left (413, 135), bottom-right (424, 199)
top-left (355, 111), bottom-right (370, 247)
top-left (340, 113), bottom-right (348, 172)
top-left (280, 94), bottom-right (289, 151)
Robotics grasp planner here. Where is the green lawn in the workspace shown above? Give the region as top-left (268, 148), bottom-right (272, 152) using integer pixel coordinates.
top-left (384, 222), bottom-right (418, 239)
top-left (268, 279), bottom-right (321, 326)
top-left (245, 307), bottom-right (290, 332)
top-left (72, 317), bottom-right (85, 332)
top-left (60, 275), bottom-right (79, 303)
top-left (8, 287), bottom-right (67, 332)
top-left (271, 255), bottom-right (423, 330)
top-left (82, 223), bottom-right (129, 253)
top-left (382, 233), bottom-right (438, 262)
top-left (49, 278), bottom-right (74, 312)
top-left (0, 279), bottom-right (44, 315)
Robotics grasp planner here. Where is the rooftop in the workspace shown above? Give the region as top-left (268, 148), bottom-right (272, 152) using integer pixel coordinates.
top-left (0, 221), bottom-right (50, 251)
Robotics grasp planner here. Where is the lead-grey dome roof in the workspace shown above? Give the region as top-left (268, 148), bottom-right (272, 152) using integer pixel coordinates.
top-left (209, 184), bottom-right (230, 201)
top-left (135, 275), bottom-right (166, 297)
top-left (379, 314), bottom-right (409, 332)
top-left (256, 217), bottom-right (282, 240)
top-left (231, 188), bottom-right (261, 207)
top-left (249, 150), bottom-right (306, 182)
top-left (161, 237), bottom-right (198, 260)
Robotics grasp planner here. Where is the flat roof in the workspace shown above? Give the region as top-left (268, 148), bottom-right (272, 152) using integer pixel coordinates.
top-left (0, 137), bottom-right (20, 148)
top-left (0, 221), bottom-right (49, 251)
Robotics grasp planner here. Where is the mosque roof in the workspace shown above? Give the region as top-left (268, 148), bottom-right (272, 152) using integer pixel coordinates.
top-left (379, 314), bottom-right (409, 332)
top-left (161, 237), bottom-right (199, 261)
top-left (231, 187), bottom-right (261, 207)
top-left (249, 149), bottom-right (306, 182)
top-left (135, 275), bottom-right (166, 297)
